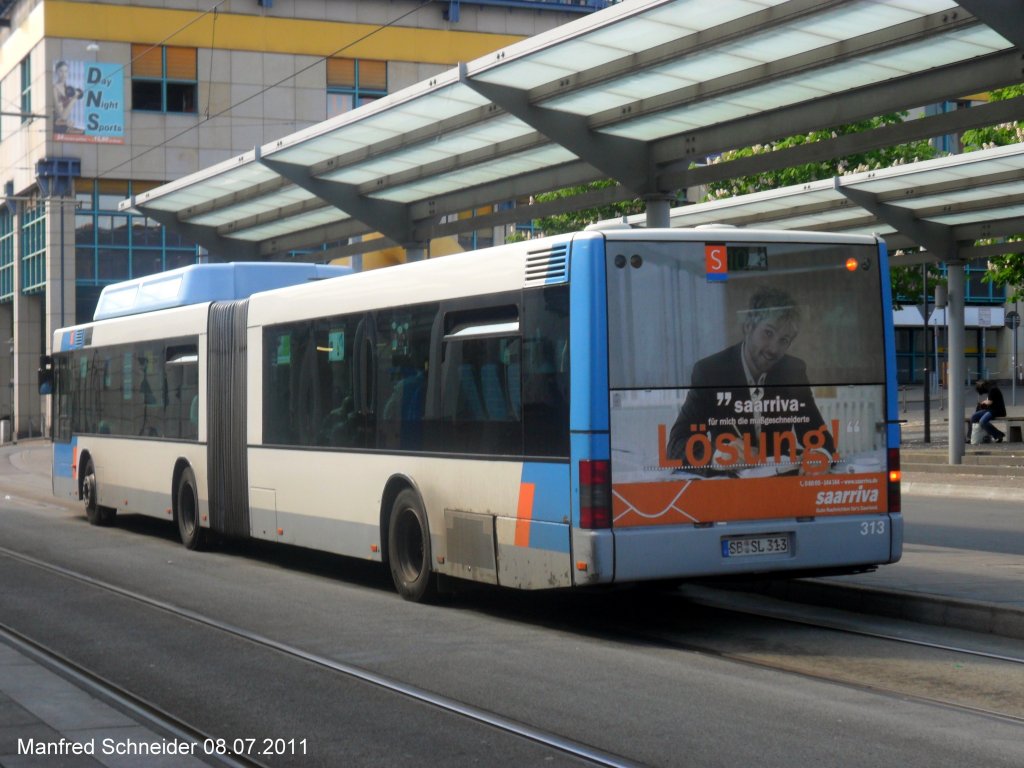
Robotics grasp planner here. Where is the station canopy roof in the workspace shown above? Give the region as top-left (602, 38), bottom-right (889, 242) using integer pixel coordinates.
top-left (122, 0), bottom-right (1024, 261)
top-left (629, 141), bottom-right (1024, 263)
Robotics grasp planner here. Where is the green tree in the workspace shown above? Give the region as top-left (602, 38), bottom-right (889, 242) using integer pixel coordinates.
top-left (703, 114), bottom-right (940, 306)
top-left (961, 84), bottom-right (1024, 301)
top-left (703, 114), bottom-right (938, 201)
top-left (509, 180), bottom-right (646, 240)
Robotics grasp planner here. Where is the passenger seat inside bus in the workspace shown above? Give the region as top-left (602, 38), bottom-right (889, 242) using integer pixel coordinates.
top-left (458, 363), bottom-right (486, 420)
top-left (480, 363), bottom-right (511, 421)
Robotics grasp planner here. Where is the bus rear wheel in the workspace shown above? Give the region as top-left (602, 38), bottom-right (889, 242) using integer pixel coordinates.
top-left (81, 459), bottom-right (116, 526)
top-left (176, 466), bottom-right (207, 551)
top-left (387, 489), bottom-right (436, 602)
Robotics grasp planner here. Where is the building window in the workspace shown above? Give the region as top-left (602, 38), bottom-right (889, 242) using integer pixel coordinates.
top-left (965, 258), bottom-right (1005, 304)
top-left (21, 203), bottom-right (46, 294)
top-left (131, 45), bottom-right (197, 113)
top-left (75, 179), bottom-right (198, 323)
top-left (0, 208), bottom-right (13, 302)
top-left (327, 58), bottom-right (386, 118)
top-left (20, 56), bottom-right (31, 123)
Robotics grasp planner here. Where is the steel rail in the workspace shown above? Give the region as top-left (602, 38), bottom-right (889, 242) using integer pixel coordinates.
top-left (0, 622), bottom-right (269, 768)
top-left (678, 585), bottom-right (1024, 665)
top-left (0, 546), bottom-right (641, 768)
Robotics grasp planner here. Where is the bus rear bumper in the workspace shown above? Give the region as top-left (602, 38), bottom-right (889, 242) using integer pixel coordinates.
top-left (612, 513), bottom-right (903, 583)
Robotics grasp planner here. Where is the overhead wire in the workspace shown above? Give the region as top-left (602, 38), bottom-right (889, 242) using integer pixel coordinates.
top-left (97, 0), bottom-right (436, 180)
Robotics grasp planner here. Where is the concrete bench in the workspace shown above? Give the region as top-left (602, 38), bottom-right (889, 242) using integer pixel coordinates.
top-left (960, 415), bottom-right (1024, 442)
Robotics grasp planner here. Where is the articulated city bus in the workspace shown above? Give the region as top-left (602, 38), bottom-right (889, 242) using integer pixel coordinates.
top-left (44, 228), bottom-right (902, 601)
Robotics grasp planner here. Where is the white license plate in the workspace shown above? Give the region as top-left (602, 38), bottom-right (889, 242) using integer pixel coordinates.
top-left (722, 534), bottom-right (790, 558)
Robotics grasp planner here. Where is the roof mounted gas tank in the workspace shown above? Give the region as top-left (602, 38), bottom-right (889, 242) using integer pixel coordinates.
top-left (93, 262), bottom-right (350, 321)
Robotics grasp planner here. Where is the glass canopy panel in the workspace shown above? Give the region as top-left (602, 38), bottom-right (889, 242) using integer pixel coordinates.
top-left (805, 2), bottom-right (934, 37)
top-left (271, 136), bottom-right (367, 165)
top-left (229, 208), bottom-right (350, 242)
top-left (600, 112), bottom-right (705, 140)
top-left (656, 51), bottom-right (763, 85)
top-left (529, 40), bottom-right (620, 72)
top-left (321, 117), bottom-right (536, 186)
top-left (141, 164), bottom-right (278, 210)
top-left (727, 81), bottom-right (830, 111)
top-left (728, 26), bottom-right (838, 62)
top-left (581, 17), bottom-right (696, 52)
top-left (544, 71), bottom-right (696, 115)
top-left (188, 188), bottom-right (316, 227)
top-left (270, 84), bottom-right (489, 165)
top-left (376, 146), bottom-right (577, 204)
top-left (856, 27), bottom-right (1012, 78)
top-left (930, 204), bottom-right (1024, 226)
top-left (472, 59), bottom-right (576, 90)
top-left (796, 61), bottom-right (902, 94)
top-left (672, 0), bottom-right (787, 29)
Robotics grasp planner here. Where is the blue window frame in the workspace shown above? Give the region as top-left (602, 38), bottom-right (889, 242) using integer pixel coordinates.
top-left (75, 180), bottom-right (199, 323)
top-left (20, 56), bottom-right (31, 123)
top-left (21, 203), bottom-right (46, 294)
top-left (131, 45), bottom-right (197, 114)
top-left (327, 58), bottom-right (386, 118)
top-left (0, 208), bottom-right (13, 302)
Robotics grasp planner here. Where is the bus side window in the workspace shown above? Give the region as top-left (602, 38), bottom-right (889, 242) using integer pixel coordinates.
top-left (440, 334), bottom-right (521, 455)
top-left (522, 286), bottom-right (569, 458)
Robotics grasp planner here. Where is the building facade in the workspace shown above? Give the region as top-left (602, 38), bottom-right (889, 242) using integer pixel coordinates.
top-left (0, 0), bottom-right (605, 438)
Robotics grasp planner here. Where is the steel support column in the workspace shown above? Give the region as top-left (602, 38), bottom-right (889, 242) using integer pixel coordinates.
top-left (836, 180), bottom-right (969, 464)
top-left (946, 260), bottom-right (967, 463)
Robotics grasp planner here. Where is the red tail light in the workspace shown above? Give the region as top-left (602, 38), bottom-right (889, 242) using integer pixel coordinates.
top-left (579, 459), bottom-right (612, 529)
top-left (887, 448), bottom-right (901, 514)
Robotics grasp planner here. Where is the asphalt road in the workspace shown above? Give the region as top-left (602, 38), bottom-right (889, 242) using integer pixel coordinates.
top-left (2, 446), bottom-right (1023, 767)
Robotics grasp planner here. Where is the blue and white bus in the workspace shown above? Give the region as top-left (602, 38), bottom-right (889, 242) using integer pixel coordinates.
top-left (44, 228), bottom-right (902, 601)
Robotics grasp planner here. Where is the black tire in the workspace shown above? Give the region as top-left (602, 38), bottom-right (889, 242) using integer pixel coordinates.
top-left (387, 489), bottom-right (436, 602)
top-left (176, 466), bottom-right (206, 550)
top-left (81, 458), bottom-right (116, 526)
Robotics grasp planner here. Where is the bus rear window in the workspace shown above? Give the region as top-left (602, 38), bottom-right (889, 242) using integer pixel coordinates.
top-left (606, 241), bottom-right (885, 390)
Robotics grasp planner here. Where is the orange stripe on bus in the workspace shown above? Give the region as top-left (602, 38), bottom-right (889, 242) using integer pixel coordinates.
top-left (515, 482), bottom-right (535, 547)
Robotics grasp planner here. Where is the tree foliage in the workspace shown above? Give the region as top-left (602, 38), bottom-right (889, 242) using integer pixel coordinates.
top-left (703, 114), bottom-right (938, 200)
top-left (508, 181), bottom-right (647, 240)
top-left (890, 262), bottom-right (947, 309)
top-left (961, 84), bottom-right (1024, 301)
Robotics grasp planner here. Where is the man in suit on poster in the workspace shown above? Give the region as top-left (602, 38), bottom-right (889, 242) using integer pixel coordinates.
top-left (666, 286), bottom-right (834, 476)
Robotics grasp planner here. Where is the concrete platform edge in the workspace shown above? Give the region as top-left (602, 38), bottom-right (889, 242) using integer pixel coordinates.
top-left (732, 578), bottom-right (1024, 641)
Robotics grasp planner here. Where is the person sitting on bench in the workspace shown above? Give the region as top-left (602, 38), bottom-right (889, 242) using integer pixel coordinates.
top-left (971, 378), bottom-right (1006, 443)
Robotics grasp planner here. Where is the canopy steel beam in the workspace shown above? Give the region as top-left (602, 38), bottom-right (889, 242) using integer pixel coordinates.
top-left (462, 67), bottom-right (655, 194)
top-left (135, 204), bottom-right (259, 261)
top-left (834, 180), bottom-right (970, 463)
top-left (259, 155), bottom-right (417, 247)
top-left (344, 131), bottom-right (559, 198)
top-left (669, 96), bottom-right (1024, 190)
top-left (218, 197), bottom-right (344, 238)
top-left (527, 0), bottom-right (847, 103)
top-left (591, 9), bottom-right (978, 135)
top-left (957, 0), bottom-right (1024, 49)
top-left (836, 181), bottom-right (959, 256)
top-left (297, 102), bottom-right (504, 178)
top-left (655, 50), bottom-right (1024, 176)
top-left (179, 174), bottom-right (292, 220)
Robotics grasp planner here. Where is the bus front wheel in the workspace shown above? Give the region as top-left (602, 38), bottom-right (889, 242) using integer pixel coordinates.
top-left (81, 459), bottom-right (116, 526)
top-left (387, 489), bottom-right (435, 602)
top-left (176, 466), bottom-right (207, 551)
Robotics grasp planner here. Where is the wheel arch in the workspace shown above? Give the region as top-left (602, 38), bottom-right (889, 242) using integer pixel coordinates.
top-left (379, 473), bottom-right (425, 565)
top-left (76, 449), bottom-right (95, 501)
top-left (171, 458), bottom-right (195, 523)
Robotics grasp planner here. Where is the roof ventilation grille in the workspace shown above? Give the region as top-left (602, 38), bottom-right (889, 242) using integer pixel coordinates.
top-left (525, 244), bottom-right (569, 285)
